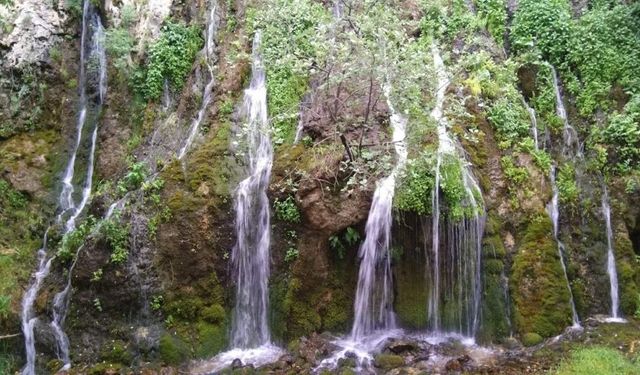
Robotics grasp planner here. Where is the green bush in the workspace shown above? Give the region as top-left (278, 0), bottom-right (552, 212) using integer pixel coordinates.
top-left (603, 96), bottom-right (640, 172)
top-left (57, 218), bottom-right (96, 262)
top-left (511, 0), bottom-right (572, 65)
top-left (133, 22), bottom-right (203, 100)
top-left (476, 0), bottom-right (507, 45)
top-left (487, 98), bottom-right (531, 150)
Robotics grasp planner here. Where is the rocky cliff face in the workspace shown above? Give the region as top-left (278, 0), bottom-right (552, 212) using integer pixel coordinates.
top-left (1, 0), bottom-right (639, 373)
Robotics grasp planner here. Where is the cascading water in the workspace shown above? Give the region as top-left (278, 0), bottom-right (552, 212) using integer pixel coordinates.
top-left (315, 84), bottom-right (408, 373)
top-left (429, 44), bottom-right (485, 337)
top-left (547, 165), bottom-right (581, 328)
top-left (21, 1), bottom-right (107, 373)
top-left (192, 31), bottom-right (283, 373)
top-left (350, 85), bottom-right (408, 341)
top-left (602, 185), bottom-right (624, 322)
top-left (549, 65), bottom-right (580, 158)
top-left (521, 97), bottom-right (539, 151)
top-left (229, 31), bottom-right (273, 349)
top-left (177, 2), bottom-right (219, 160)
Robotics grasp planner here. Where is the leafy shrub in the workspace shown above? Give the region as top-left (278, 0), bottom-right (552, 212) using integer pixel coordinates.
top-left (57, 218), bottom-right (96, 262)
top-left (133, 22), bottom-right (203, 100)
top-left (568, 5), bottom-right (640, 115)
top-left (603, 96), bottom-right (640, 172)
top-left (487, 98), bottom-right (531, 149)
top-left (274, 196), bottom-right (301, 223)
top-left (476, 0), bottom-right (507, 45)
top-left (117, 162), bottom-right (148, 194)
top-left (99, 217), bottom-right (130, 264)
top-left (511, 0), bottom-right (572, 65)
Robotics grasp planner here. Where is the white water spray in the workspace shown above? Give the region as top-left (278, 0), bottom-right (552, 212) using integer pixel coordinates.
top-left (547, 165), bottom-right (581, 328)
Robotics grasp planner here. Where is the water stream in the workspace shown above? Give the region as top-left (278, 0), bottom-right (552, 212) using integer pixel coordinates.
top-left (602, 185), bottom-right (624, 322)
top-left (21, 1), bottom-right (107, 373)
top-left (192, 31), bottom-right (284, 373)
top-left (547, 165), bottom-right (581, 328)
top-left (177, 3), bottom-right (219, 160)
top-left (429, 45), bottom-right (485, 337)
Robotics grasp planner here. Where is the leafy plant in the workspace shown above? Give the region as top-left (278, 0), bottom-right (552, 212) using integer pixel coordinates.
top-left (329, 235), bottom-right (345, 260)
top-left (476, 0), bottom-right (507, 45)
top-left (274, 196), bottom-right (301, 223)
top-left (285, 247), bottom-right (299, 262)
top-left (117, 162), bottom-right (148, 194)
top-left (557, 165), bottom-right (579, 205)
top-left (57, 217), bottom-right (96, 262)
top-left (394, 154), bottom-right (436, 215)
top-left (151, 295), bottom-right (164, 311)
top-left (99, 217), bottom-right (130, 265)
top-left (344, 227), bottom-right (360, 246)
top-left (133, 22), bottom-right (203, 100)
top-left (90, 268), bottom-right (103, 282)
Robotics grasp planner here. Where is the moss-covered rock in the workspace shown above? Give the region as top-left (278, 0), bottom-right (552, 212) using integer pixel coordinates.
top-left (159, 333), bottom-right (190, 365)
top-left (373, 353), bottom-right (404, 369)
top-left (522, 332), bottom-right (543, 347)
top-left (511, 216), bottom-right (573, 337)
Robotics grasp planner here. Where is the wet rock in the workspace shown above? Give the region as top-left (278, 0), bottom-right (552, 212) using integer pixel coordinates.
top-left (445, 355), bottom-right (472, 372)
top-left (337, 356), bottom-right (356, 368)
top-left (502, 336), bottom-right (521, 350)
top-left (231, 358), bottom-right (243, 369)
top-left (385, 338), bottom-right (419, 354)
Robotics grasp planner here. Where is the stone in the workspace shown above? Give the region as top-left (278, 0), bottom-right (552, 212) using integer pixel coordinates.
top-left (231, 358), bottom-right (243, 369)
top-left (386, 338), bottom-right (419, 354)
top-left (374, 353), bottom-right (404, 370)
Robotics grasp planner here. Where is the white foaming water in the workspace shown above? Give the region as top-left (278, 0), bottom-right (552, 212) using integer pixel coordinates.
top-left (547, 165), bottom-right (581, 328)
top-left (550, 65), bottom-right (580, 157)
top-left (177, 3), bottom-right (219, 160)
top-left (521, 97), bottom-right (539, 151)
top-left (191, 344), bottom-right (285, 374)
top-left (229, 30), bottom-right (273, 349)
top-left (316, 329), bottom-right (404, 372)
top-left (602, 184), bottom-right (624, 321)
top-left (350, 84), bottom-right (407, 340)
top-left (429, 45), bottom-right (485, 336)
top-left (21, 2), bottom-right (107, 373)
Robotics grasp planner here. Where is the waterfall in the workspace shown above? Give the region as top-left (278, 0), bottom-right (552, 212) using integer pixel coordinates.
top-left (20, 1), bottom-right (107, 373)
top-left (229, 30), bottom-right (273, 349)
top-left (602, 185), bottom-right (623, 321)
top-left (177, 3), bottom-right (219, 160)
top-left (521, 97), bottom-right (539, 151)
top-left (429, 45), bottom-right (485, 337)
top-left (350, 85), bottom-right (407, 341)
top-left (549, 65), bottom-right (580, 158)
top-left (547, 165), bottom-right (581, 328)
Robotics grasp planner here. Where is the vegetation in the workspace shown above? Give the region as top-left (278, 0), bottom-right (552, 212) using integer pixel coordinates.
top-left (133, 22), bottom-right (203, 100)
top-left (554, 346), bottom-right (639, 375)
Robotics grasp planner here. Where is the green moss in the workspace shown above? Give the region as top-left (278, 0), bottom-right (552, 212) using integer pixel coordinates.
top-left (195, 322), bottom-right (227, 358)
top-left (394, 245), bottom-right (428, 329)
top-left (615, 231), bottom-right (640, 316)
top-left (202, 304), bottom-right (226, 324)
top-left (88, 362), bottom-right (123, 375)
top-left (99, 340), bottom-right (132, 365)
top-left (159, 333), bottom-right (190, 365)
top-left (373, 354), bottom-right (404, 369)
top-left (522, 332), bottom-right (543, 347)
top-left (511, 216), bottom-right (573, 337)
